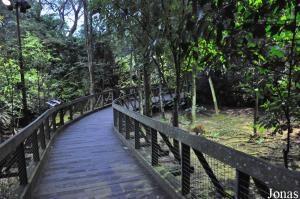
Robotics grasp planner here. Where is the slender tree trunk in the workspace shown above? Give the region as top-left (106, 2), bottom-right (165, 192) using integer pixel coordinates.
top-left (208, 76), bottom-right (219, 115)
top-left (37, 68), bottom-right (41, 113)
top-left (253, 90), bottom-right (259, 136)
top-left (83, 0), bottom-right (95, 97)
top-left (143, 63), bottom-right (151, 117)
top-left (173, 59), bottom-right (180, 127)
top-left (140, 1), bottom-right (151, 117)
top-left (138, 69), bottom-right (144, 114)
top-left (172, 56), bottom-right (181, 158)
top-left (283, 3), bottom-right (297, 168)
top-left (159, 81), bottom-right (166, 119)
top-left (191, 64), bottom-right (197, 124)
top-left (16, 8), bottom-right (29, 124)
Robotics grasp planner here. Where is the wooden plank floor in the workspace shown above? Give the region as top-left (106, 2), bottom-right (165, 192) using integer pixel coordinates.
top-left (33, 107), bottom-right (167, 199)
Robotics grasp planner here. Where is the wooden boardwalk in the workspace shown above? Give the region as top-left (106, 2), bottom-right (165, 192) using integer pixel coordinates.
top-left (33, 107), bottom-right (167, 199)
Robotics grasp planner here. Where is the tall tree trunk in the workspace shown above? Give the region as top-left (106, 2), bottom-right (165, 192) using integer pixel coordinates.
top-left (191, 63), bottom-right (197, 124)
top-left (172, 55), bottom-right (181, 158)
top-left (83, 0), bottom-right (95, 96)
top-left (143, 63), bottom-right (151, 117)
top-left (159, 78), bottom-right (166, 119)
top-left (138, 69), bottom-right (144, 114)
top-left (140, 1), bottom-right (151, 117)
top-left (253, 90), bottom-right (259, 136)
top-left (16, 8), bottom-right (29, 124)
top-left (173, 59), bottom-right (180, 127)
top-left (283, 3), bottom-right (297, 168)
top-left (208, 76), bottom-right (219, 115)
top-left (37, 68), bottom-right (41, 113)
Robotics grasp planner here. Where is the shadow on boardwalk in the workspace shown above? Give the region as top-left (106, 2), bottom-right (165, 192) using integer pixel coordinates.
top-left (33, 107), bottom-right (167, 199)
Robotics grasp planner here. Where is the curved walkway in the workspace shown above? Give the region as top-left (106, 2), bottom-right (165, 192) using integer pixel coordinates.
top-left (33, 107), bottom-right (167, 199)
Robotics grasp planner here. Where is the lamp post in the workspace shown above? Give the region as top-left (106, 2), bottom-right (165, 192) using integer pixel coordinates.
top-left (1, 0), bottom-right (31, 124)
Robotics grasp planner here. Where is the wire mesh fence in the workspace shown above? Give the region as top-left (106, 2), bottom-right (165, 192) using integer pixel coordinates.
top-left (113, 92), bottom-right (300, 199)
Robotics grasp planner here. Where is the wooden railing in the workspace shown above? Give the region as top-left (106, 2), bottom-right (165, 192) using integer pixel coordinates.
top-left (0, 88), bottom-right (138, 198)
top-left (113, 94), bottom-right (300, 199)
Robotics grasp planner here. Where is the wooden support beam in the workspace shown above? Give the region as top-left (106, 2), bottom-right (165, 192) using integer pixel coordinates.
top-left (60, 109), bottom-right (64, 126)
top-left (253, 177), bottom-right (270, 198)
top-left (16, 143), bottom-right (28, 185)
top-left (134, 120), bottom-right (140, 149)
top-left (39, 124), bottom-right (46, 149)
top-left (181, 143), bottom-right (190, 195)
top-left (151, 128), bottom-right (159, 166)
top-left (45, 117), bottom-right (50, 140)
top-left (159, 132), bottom-right (181, 162)
top-left (236, 170), bottom-right (250, 199)
top-left (118, 112), bottom-right (123, 134)
top-left (32, 130), bottom-right (40, 162)
top-left (52, 112), bottom-right (57, 132)
top-left (69, 106), bottom-right (73, 120)
top-left (125, 115), bottom-right (130, 139)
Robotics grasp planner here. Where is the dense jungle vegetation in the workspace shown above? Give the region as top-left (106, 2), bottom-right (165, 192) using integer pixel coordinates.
top-left (0, 0), bottom-right (299, 170)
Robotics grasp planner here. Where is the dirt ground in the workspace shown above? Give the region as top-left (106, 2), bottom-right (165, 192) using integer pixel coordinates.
top-left (154, 107), bottom-right (300, 171)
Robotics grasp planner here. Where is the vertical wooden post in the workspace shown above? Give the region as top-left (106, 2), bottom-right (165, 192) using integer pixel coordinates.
top-left (125, 115), bottom-right (130, 139)
top-left (151, 128), bottom-right (159, 166)
top-left (16, 143), bottom-right (28, 185)
top-left (113, 109), bottom-right (117, 128)
top-left (45, 117), bottom-right (50, 140)
top-left (236, 170), bottom-right (250, 199)
top-left (32, 130), bottom-right (40, 162)
top-left (39, 124), bottom-right (46, 149)
top-left (118, 112), bottom-right (123, 134)
top-left (134, 120), bottom-right (140, 149)
top-left (80, 102), bottom-right (84, 115)
top-left (181, 143), bottom-right (190, 195)
top-left (92, 97), bottom-right (95, 111)
top-left (101, 94), bottom-right (104, 107)
top-left (69, 106), bottom-right (73, 120)
top-left (174, 139), bottom-right (180, 162)
top-left (60, 109), bottom-right (64, 126)
top-left (52, 112), bottom-right (57, 132)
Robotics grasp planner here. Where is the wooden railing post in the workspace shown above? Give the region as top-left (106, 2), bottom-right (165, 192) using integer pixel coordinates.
top-left (60, 109), bottom-right (64, 126)
top-left (151, 128), bottom-right (159, 166)
top-left (118, 112), bottom-right (123, 134)
top-left (101, 94), bottom-right (104, 107)
top-left (125, 115), bottom-right (130, 139)
top-left (16, 143), bottom-right (28, 185)
top-left (181, 143), bottom-right (191, 195)
top-left (45, 117), bottom-right (50, 140)
top-left (236, 170), bottom-right (250, 198)
top-left (113, 109), bottom-right (117, 128)
top-left (134, 120), bottom-right (140, 149)
top-left (92, 97), bottom-right (95, 111)
top-left (69, 106), bottom-right (73, 120)
top-left (39, 124), bottom-right (46, 149)
top-left (32, 130), bottom-right (40, 162)
top-left (52, 112), bottom-right (57, 132)
top-left (80, 102), bottom-right (84, 115)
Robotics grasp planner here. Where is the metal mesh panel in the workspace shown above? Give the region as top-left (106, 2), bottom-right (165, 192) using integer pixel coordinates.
top-left (156, 132), bottom-right (181, 187)
top-left (189, 150), bottom-right (235, 198)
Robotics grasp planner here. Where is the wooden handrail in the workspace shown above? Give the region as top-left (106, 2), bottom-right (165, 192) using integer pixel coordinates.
top-left (0, 94), bottom-right (94, 161)
top-left (0, 88), bottom-right (137, 198)
top-left (112, 94), bottom-right (300, 196)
